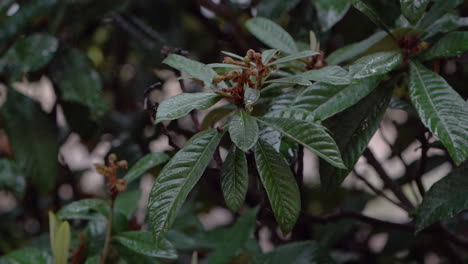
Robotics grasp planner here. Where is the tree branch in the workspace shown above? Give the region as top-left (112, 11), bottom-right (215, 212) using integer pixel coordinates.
top-left (363, 148), bottom-right (414, 211)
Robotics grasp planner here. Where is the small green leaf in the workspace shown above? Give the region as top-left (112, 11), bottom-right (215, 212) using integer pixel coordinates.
top-left (205, 208), bottom-right (258, 264)
top-left (163, 54), bottom-right (217, 85)
top-left (420, 31), bottom-right (468, 60)
top-left (155, 93), bottom-right (222, 123)
top-left (269, 50), bottom-right (319, 65)
top-left (400, 0), bottom-right (430, 25)
top-left (148, 129), bottom-right (224, 244)
top-left (228, 111), bottom-right (259, 152)
top-left (51, 49), bottom-right (107, 121)
top-left (349, 51), bottom-right (403, 79)
top-left (245, 17), bottom-right (298, 54)
top-left (56, 199), bottom-right (108, 220)
top-left (0, 34), bottom-right (58, 74)
top-left (124, 152), bottom-right (170, 184)
top-left (327, 31), bottom-right (387, 65)
top-left (314, 0), bottom-right (351, 31)
top-left (244, 87), bottom-right (261, 108)
top-left (409, 62), bottom-right (468, 165)
top-left (415, 166), bottom-right (468, 232)
top-left (221, 51), bottom-right (244, 61)
top-left (261, 49), bottom-right (280, 64)
top-left (254, 139), bottom-right (300, 234)
top-left (2, 89), bottom-right (58, 193)
top-left (352, 0), bottom-right (393, 36)
top-left (249, 241), bottom-right (334, 264)
top-left (290, 76), bottom-right (383, 121)
top-left (256, 112), bottom-right (346, 169)
top-left (418, 0), bottom-right (463, 29)
top-left (201, 104), bottom-right (236, 129)
top-left (267, 74), bottom-right (312, 86)
top-left (0, 248), bottom-right (52, 264)
top-left (221, 146), bottom-right (248, 212)
top-left (0, 159), bottom-right (26, 199)
top-left (113, 231), bottom-right (177, 259)
top-left (320, 82), bottom-right (393, 186)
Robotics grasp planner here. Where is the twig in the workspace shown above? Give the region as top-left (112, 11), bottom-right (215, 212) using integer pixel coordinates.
top-left (296, 146), bottom-right (304, 193)
top-left (363, 148), bottom-right (414, 210)
top-left (159, 124), bottom-right (181, 151)
top-left (414, 134), bottom-right (428, 197)
top-left (101, 198), bottom-right (115, 264)
top-left (353, 169), bottom-right (404, 210)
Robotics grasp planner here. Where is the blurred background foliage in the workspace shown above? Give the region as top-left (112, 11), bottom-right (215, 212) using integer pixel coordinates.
top-left (0, 0), bottom-right (467, 263)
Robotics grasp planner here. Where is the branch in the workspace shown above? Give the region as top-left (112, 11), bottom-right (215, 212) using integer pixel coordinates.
top-left (414, 134), bottom-right (428, 197)
top-left (353, 169), bottom-right (404, 210)
top-left (159, 123), bottom-right (181, 151)
top-left (363, 148), bottom-right (414, 210)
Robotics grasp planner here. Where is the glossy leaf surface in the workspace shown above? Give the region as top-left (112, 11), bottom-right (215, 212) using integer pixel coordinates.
top-left (245, 17), bottom-right (298, 54)
top-left (124, 152), bottom-right (170, 184)
top-left (221, 146), bottom-right (248, 212)
top-left (254, 139), bottom-right (300, 234)
top-left (155, 93), bottom-right (222, 123)
top-left (228, 110), bottom-right (259, 152)
top-left (409, 62), bottom-right (468, 165)
top-left (148, 129), bottom-right (224, 243)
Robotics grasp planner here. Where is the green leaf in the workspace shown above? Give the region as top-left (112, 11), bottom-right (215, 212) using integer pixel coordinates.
top-left (0, 0), bottom-right (57, 46)
top-left (0, 248), bottom-right (52, 264)
top-left (163, 54), bottom-right (217, 85)
top-left (254, 139), bottom-right (300, 234)
top-left (418, 0), bottom-right (463, 29)
top-left (124, 152), bottom-right (170, 184)
top-left (261, 49), bottom-right (280, 64)
top-left (400, 0), bottom-right (430, 25)
top-left (301, 66), bottom-right (351, 85)
top-left (84, 256), bottom-right (100, 264)
top-left (2, 89), bottom-right (58, 193)
top-left (314, 0), bottom-right (351, 31)
top-left (201, 104), bottom-right (236, 130)
top-left (208, 63), bottom-right (248, 70)
top-left (352, 0), bottom-right (393, 36)
top-left (327, 31), bottom-right (387, 65)
top-left (0, 159), bottom-right (26, 199)
top-left (155, 93), bottom-right (222, 123)
top-left (349, 51), bottom-right (403, 79)
top-left (290, 76), bottom-right (383, 121)
top-left (148, 129), bottom-right (224, 244)
top-left (0, 34), bottom-right (58, 74)
top-left (320, 81), bottom-right (392, 186)
top-left (244, 87), bottom-right (261, 108)
top-left (221, 146), bottom-right (248, 212)
top-left (415, 166), bottom-right (468, 232)
top-left (423, 14), bottom-right (468, 39)
top-left (51, 49), bottom-right (107, 121)
top-left (115, 190), bottom-right (141, 218)
top-left (205, 208), bottom-right (258, 264)
top-left (269, 66), bottom-right (351, 86)
top-left (409, 62), bottom-right (468, 165)
top-left (256, 113), bottom-right (346, 169)
top-left (420, 31), bottom-right (468, 60)
top-left (228, 111), bottom-right (259, 152)
top-left (269, 50), bottom-right (319, 65)
top-left (56, 199), bottom-right (108, 220)
top-left (113, 231), bottom-right (177, 259)
top-left (221, 51), bottom-right (244, 61)
top-left (245, 17), bottom-right (298, 54)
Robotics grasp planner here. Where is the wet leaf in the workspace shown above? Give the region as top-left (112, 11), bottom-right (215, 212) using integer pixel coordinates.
top-left (155, 93), bottom-right (222, 123)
